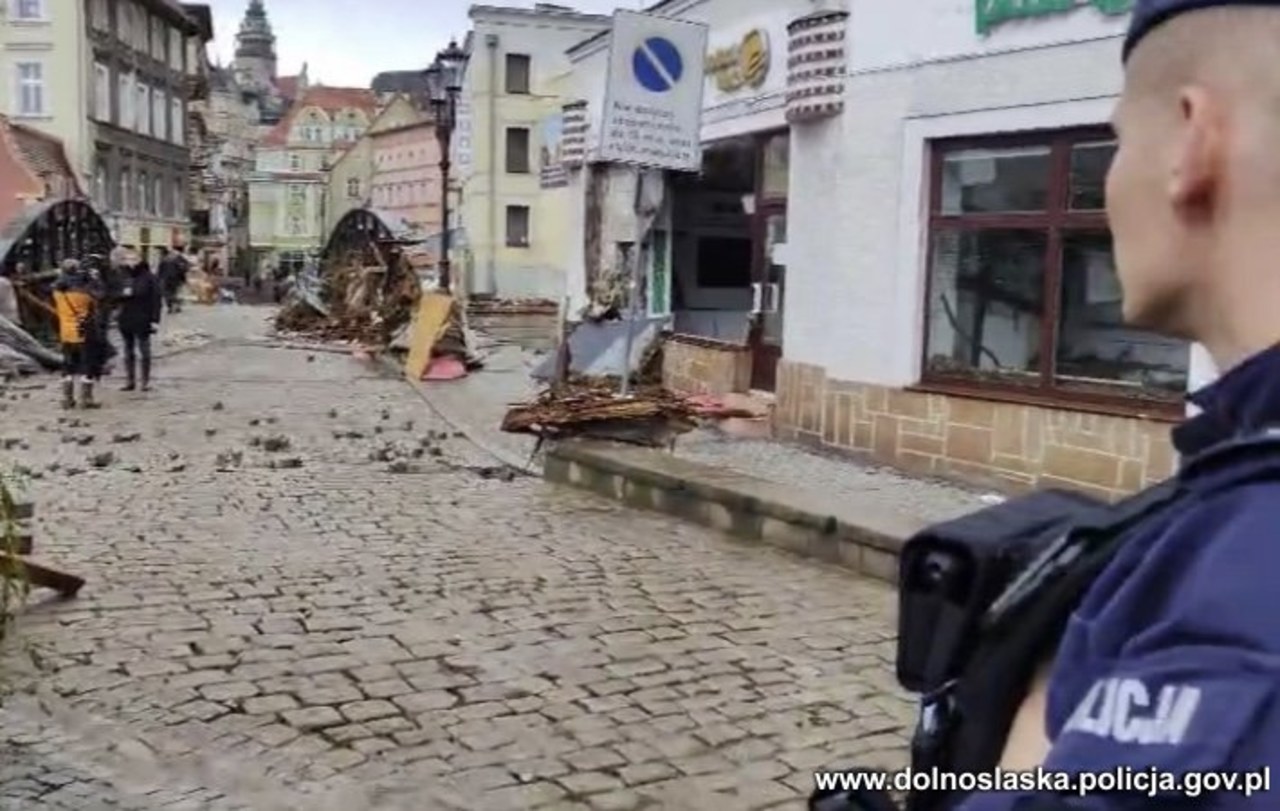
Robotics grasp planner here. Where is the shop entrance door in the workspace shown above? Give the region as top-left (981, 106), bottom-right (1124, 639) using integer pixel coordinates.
top-left (749, 204), bottom-right (786, 391)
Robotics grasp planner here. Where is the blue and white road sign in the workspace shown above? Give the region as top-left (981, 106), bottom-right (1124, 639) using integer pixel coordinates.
top-left (598, 10), bottom-right (708, 172)
top-left (632, 36), bottom-right (684, 93)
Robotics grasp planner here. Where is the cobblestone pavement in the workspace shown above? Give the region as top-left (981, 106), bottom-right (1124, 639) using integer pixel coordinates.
top-left (0, 308), bottom-right (911, 810)
top-left (414, 340), bottom-right (990, 521)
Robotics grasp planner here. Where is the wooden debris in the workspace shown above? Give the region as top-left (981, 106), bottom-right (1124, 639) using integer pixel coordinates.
top-left (501, 376), bottom-right (700, 447)
top-left (1, 554), bottom-right (84, 598)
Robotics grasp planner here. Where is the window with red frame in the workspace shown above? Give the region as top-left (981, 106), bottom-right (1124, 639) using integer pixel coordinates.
top-left (921, 129), bottom-right (1190, 408)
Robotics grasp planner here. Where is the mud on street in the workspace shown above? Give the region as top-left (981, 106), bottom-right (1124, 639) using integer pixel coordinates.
top-left (0, 309), bottom-right (910, 811)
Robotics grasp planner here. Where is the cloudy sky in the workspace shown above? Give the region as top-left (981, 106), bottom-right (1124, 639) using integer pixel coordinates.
top-left (204, 0), bottom-right (646, 88)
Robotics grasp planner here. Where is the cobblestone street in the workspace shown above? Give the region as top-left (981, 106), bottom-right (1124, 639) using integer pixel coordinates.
top-left (0, 309), bottom-right (910, 810)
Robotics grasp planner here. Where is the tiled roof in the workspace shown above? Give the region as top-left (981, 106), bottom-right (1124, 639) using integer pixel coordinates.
top-left (261, 86), bottom-right (378, 146)
top-left (277, 75), bottom-right (300, 101)
top-left (0, 117), bottom-right (83, 229)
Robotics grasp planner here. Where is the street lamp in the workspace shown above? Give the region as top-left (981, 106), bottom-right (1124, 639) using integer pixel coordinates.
top-left (423, 38), bottom-right (467, 293)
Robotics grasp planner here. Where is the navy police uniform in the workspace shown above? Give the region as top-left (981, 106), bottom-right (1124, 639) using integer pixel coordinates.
top-left (958, 354), bottom-right (1280, 807)
top-left (953, 6), bottom-right (1280, 808)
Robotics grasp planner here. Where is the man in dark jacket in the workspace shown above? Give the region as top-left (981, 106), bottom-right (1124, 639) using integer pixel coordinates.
top-left (157, 248), bottom-right (187, 314)
top-left (116, 259), bottom-right (161, 391)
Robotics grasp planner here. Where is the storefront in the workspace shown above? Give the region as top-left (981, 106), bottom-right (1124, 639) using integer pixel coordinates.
top-left (774, 0), bottom-right (1205, 498)
top-left (562, 0), bottom-right (846, 394)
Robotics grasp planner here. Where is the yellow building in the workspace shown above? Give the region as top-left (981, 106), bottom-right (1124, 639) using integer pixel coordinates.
top-left (248, 85), bottom-right (377, 274)
top-left (324, 94), bottom-right (422, 234)
top-left (455, 4), bottom-right (609, 299)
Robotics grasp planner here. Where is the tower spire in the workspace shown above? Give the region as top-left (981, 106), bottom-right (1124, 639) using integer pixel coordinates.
top-left (233, 0), bottom-right (277, 85)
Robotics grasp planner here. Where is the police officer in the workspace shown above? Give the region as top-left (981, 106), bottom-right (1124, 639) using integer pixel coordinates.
top-left (950, 2), bottom-right (1280, 808)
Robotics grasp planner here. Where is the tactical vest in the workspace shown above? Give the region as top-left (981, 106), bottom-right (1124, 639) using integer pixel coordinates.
top-left (810, 429), bottom-right (1280, 811)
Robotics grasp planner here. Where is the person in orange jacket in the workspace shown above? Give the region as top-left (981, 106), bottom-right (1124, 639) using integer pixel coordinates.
top-left (52, 259), bottom-right (104, 409)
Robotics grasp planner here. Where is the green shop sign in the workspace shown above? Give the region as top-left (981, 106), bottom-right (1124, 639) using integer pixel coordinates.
top-left (976, 0), bottom-right (1133, 35)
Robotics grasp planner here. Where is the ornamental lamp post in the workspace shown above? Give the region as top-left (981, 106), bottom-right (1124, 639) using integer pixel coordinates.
top-left (423, 39), bottom-right (467, 293)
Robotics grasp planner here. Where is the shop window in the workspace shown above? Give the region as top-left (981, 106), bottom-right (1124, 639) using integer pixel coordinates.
top-left (505, 128), bottom-right (530, 174)
top-left (923, 131), bottom-right (1189, 409)
top-left (505, 205), bottom-right (530, 247)
top-left (505, 54), bottom-right (531, 95)
top-left (695, 236), bottom-right (753, 288)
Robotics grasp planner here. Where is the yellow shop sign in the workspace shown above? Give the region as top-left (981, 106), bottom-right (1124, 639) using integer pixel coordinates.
top-left (706, 29), bottom-right (770, 93)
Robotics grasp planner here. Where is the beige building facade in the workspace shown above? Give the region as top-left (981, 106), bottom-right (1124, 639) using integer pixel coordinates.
top-left (455, 4), bottom-right (610, 299)
top-left (324, 94), bottom-right (422, 235)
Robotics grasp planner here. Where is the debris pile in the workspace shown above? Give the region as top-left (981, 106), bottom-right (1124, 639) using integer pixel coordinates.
top-left (502, 375), bottom-right (699, 447)
top-left (275, 257), bottom-right (419, 347)
top-left (0, 312), bottom-right (61, 374)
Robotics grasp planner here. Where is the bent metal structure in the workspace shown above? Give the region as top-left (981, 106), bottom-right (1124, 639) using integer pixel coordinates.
top-left (320, 207), bottom-right (418, 266)
top-left (0, 198), bottom-right (115, 276)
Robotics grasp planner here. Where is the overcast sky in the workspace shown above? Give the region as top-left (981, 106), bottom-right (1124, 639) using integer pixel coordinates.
top-left (204, 0), bottom-right (645, 88)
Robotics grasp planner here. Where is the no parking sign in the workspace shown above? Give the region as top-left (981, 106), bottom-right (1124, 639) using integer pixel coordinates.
top-left (597, 10), bottom-right (708, 172)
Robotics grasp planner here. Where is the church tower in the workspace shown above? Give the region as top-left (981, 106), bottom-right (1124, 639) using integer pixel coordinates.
top-left (232, 0), bottom-right (277, 90)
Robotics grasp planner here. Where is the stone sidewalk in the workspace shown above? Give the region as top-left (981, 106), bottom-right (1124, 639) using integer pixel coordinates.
top-left (407, 338), bottom-right (991, 528)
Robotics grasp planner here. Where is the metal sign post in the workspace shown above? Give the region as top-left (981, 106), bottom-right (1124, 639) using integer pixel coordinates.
top-left (617, 239), bottom-right (637, 397)
top-left (594, 10), bottom-right (708, 400)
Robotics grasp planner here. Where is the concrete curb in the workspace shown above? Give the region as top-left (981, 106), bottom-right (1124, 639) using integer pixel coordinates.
top-left (545, 439), bottom-right (927, 585)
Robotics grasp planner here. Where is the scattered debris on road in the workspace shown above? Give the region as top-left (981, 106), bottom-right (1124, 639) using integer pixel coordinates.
top-left (502, 376), bottom-right (699, 447)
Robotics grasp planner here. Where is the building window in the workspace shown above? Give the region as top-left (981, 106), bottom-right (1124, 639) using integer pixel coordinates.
top-left (347, 177), bottom-right (361, 198)
top-left (136, 83), bottom-right (149, 134)
top-left (172, 179), bottom-right (184, 217)
top-left (289, 153), bottom-right (301, 170)
top-left (93, 162), bottom-right (107, 206)
top-left (505, 127), bottom-right (530, 174)
top-left (118, 73), bottom-right (132, 126)
top-left (118, 2), bottom-right (132, 46)
top-left (119, 168), bottom-right (131, 211)
top-left (505, 54), bottom-right (531, 94)
top-left (923, 130), bottom-right (1190, 408)
top-left (151, 16), bottom-right (164, 61)
top-left (761, 132), bottom-right (789, 200)
top-left (14, 62), bottom-right (45, 117)
top-left (13, 0), bottom-right (44, 21)
top-left (153, 89), bottom-right (167, 141)
top-left (140, 171), bottom-right (152, 214)
top-left (505, 205), bottom-right (530, 247)
top-left (171, 29), bottom-right (184, 72)
top-left (171, 98), bottom-right (184, 145)
top-left (93, 62), bottom-right (111, 121)
top-left (91, 0), bottom-right (108, 30)
top-left (154, 176), bottom-right (164, 217)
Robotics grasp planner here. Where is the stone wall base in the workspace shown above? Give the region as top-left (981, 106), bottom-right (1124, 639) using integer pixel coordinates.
top-left (661, 335), bottom-right (752, 396)
top-left (775, 360), bottom-right (1179, 500)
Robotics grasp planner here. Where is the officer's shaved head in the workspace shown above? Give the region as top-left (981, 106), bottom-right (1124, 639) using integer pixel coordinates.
top-left (1108, 5), bottom-right (1280, 369)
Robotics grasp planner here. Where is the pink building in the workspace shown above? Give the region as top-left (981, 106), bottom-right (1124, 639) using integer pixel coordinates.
top-left (370, 120), bottom-right (441, 238)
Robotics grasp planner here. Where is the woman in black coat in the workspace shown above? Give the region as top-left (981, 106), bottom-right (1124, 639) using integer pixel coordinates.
top-left (116, 260), bottom-right (162, 391)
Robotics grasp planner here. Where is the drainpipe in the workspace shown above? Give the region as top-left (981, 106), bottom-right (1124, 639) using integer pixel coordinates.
top-left (486, 32), bottom-right (499, 296)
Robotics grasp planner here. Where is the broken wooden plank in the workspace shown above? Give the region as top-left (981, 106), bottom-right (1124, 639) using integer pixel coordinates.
top-left (5, 501), bottom-right (33, 521)
top-left (0, 554), bottom-right (84, 597)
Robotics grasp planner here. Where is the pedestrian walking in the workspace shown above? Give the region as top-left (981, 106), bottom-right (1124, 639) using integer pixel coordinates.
top-left (51, 259), bottom-right (103, 409)
top-left (158, 248), bottom-right (187, 314)
top-left (116, 258), bottom-right (161, 392)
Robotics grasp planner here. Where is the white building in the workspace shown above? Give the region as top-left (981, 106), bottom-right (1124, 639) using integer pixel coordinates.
top-left (561, 0), bottom-right (1199, 499)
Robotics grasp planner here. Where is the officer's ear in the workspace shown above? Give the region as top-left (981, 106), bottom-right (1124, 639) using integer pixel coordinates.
top-left (1168, 84), bottom-right (1224, 217)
